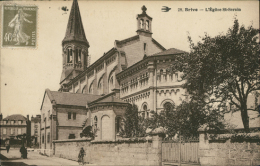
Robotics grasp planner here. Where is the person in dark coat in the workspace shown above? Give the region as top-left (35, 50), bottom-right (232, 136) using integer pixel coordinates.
top-left (78, 147), bottom-right (86, 165)
top-left (20, 145), bottom-right (27, 159)
top-left (6, 144), bottom-right (10, 153)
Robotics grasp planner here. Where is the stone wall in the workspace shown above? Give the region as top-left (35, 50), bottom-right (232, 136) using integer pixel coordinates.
top-left (199, 131), bottom-right (260, 166)
top-left (53, 135), bottom-right (162, 165)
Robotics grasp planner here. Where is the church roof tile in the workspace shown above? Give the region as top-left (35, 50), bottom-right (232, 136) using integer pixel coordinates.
top-left (62, 0), bottom-right (89, 46)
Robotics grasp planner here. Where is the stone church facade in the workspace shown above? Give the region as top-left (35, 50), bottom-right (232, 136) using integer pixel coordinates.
top-left (40, 0), bottom-right (187, 150)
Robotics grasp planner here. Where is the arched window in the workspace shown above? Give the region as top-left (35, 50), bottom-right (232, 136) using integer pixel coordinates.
top-left (82, 85), bottom-right (86, 93)
top-left (163, 102), bottom-right (173, 112)
top-left (75, 49), bottom-right (82, 63)
top-left (115, 117), bottom-right (122, 134)
top-left (109, 76), bottom-right (114, 93)
top-left (89, 83), bottom-right (93, 94)
top-left (94, 116), bottom-right (98, 130)
top-left (67, 48), bottom-right (72, 63)
top-left (140, 19), bottom-right (144, 29)
top-left (98, 78), bottom-right (103, 95)
top-left (145, 20), bottom-right (149, 30)
top-left (143, 105), bottom-right (147, 111)
top-left (143, 104), bottom-right (147, 118)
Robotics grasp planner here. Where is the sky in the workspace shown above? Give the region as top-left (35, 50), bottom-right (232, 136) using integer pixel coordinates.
top-left (1, 0), bottom-right (259, 119)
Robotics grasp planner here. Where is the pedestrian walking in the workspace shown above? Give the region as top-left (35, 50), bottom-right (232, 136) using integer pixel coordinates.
top-left (20, 145), bottom-right (27, 159)
top-left (78, 147), bottom-right (86, 165)
top-left (6, 144), bottom-right (10, 153)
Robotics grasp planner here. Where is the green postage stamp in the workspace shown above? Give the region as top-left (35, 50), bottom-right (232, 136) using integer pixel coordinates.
top-left (2, 4), bottom-right (37, 48)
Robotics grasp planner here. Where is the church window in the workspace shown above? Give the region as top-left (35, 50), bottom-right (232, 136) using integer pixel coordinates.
top-left (82, 85), bottom-right (86, 93)
top-left (115, 117), bottom-right (122, 134)
top-left (109, 76), bottom-right (114, 93)
top-left (78, 49), bottom-right (81, 62)
top-left (98, 78), bottom-right (103, 95)
top-left (143, 104), bottom-right (148, 118)
top-left (89, 83), bottom-right (93, 94)
top-left (163, 102), bottom-right (173, 113)
top-left (94, 116), bottom-right (98, 130)
top-left (75, 49), bottom-right (82, 63)
top-left (140, 19), bottom-right (144, 29)
top-left (75, 49), bottom-right (78, 63)
top-left (145, 20), bottom-right (149, 30)
top-left (67, 48), bottom-right (72, 63)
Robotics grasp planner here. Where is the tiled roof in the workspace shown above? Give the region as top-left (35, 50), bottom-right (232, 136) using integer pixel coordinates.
top-left (150, 48), bottom-right (187, 57)
top-left (3, 114), bottom-right (27, 121)
top-left (45, 89), bottom-right (102, 107)
top-left (62, 0), bottom-right (89, 46)
top-left (88, 93), bottom-right (128, 106)
top-left (115, 35), bottom-right (139, 46)
top-left (95, 95), bottom-right (127, 104)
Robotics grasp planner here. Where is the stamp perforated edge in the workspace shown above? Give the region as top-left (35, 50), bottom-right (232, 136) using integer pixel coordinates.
top-left (1, 2), bottom-right (39, 50)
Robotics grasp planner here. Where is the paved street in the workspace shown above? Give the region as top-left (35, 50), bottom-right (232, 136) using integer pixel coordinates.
top-left (0, 149), bottom-right (81, 166)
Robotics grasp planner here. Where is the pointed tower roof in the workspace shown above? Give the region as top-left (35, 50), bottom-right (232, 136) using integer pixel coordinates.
top-left (62, 0), bottom-right (89, 47)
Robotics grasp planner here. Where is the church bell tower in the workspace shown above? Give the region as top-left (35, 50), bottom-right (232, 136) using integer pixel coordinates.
top-left (136, 5), bottom-right (153, 37)
top-left (60, 0), bottom-right (89, 89)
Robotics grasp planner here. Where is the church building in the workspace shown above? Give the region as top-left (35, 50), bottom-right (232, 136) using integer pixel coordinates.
top-left (40, 0), bottom-right (186, 151)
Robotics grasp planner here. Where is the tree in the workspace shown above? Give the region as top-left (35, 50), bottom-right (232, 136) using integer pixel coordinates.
top-left (119, 104), bottom-right (148, 137)
top-left (171, 19), bottom-right (259, 131)
top-left (148, 100), bottom-right (225, 139)
top-left (80, 126), bottom-right (97, 139)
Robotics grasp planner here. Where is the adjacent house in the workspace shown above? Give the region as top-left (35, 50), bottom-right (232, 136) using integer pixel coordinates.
top-left (0, 114), bottom-right (28, 145)
top-left (31, 115), bottom-right (41, 146)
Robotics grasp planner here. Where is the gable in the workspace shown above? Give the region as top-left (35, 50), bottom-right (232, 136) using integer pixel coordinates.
top-left (41, 92), bottom-right (52, 111)
top-left (117, 35), bottom-right (165, 67)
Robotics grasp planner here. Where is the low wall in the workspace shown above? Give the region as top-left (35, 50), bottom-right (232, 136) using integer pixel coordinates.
top-left (53, 136), bottom-right (162, 165)
top-left (199, 132), bottom-right (260, 166)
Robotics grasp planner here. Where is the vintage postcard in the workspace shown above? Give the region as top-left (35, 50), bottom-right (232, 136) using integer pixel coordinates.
top-left (2, 4), bottom-right (37, 48)
top-left (0, 0), bottom-right (259, 166)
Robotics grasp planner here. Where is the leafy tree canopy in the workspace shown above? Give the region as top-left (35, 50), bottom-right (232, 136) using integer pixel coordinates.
top-left (171, 18), bottom-right (259, 131)
top-left (120, 104), bottom-right (148, 138)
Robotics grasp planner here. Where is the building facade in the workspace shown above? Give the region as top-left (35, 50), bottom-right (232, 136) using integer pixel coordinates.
top-left (40, 0), bottom-right (187, 150)
top-left (0, 114), bottom-right (28, 144)
top-left (31, 115), bottom-right (41, 146)
top-left (40, 89), bottom-right (102, 150)
top-left (58, 0), bottom-right (186, 113)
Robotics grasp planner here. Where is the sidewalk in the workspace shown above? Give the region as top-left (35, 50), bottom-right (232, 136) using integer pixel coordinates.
top-left (0, 149), bottom-right (96, 166)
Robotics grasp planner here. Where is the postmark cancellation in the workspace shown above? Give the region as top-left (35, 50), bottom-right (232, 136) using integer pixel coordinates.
top-left (2, 4), bottom-right (37, 48)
